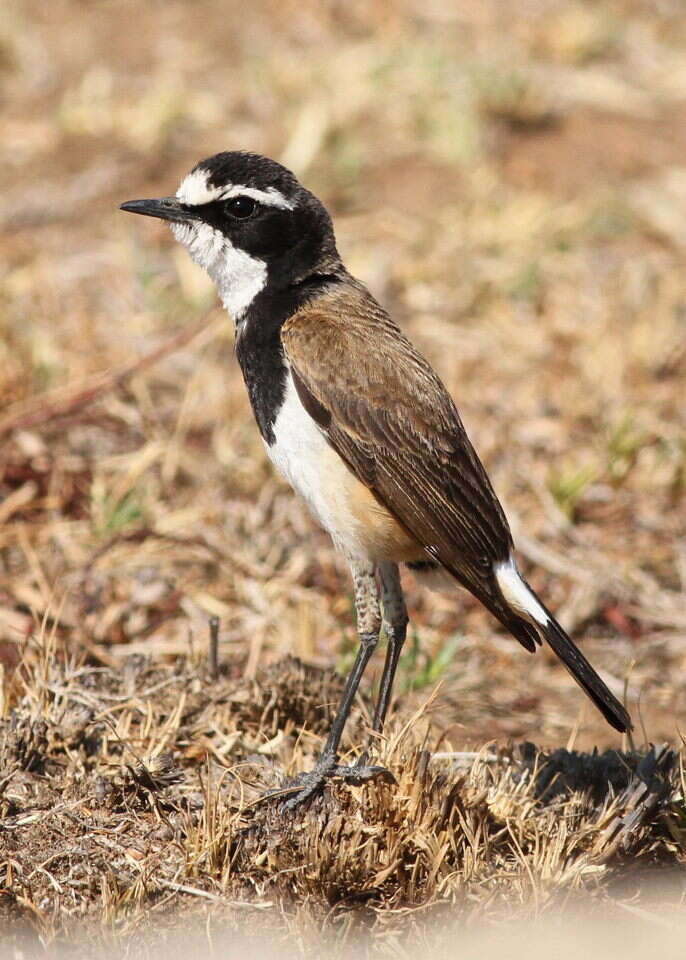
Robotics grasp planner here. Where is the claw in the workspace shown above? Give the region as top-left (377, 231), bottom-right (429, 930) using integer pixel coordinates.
top-left (263, 754), bottom-right (395, 812)
top-left (330, 763), bottom-right (396, 786)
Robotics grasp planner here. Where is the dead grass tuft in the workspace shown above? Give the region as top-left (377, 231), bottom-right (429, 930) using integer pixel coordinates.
top-left (1, 0), bottom-right (685, 951)
top-left (1, 649), bottom-right (684, 951)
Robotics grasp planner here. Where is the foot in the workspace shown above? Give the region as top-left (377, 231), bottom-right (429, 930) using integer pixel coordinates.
top-left (266, 752), bottom-right (395, 811)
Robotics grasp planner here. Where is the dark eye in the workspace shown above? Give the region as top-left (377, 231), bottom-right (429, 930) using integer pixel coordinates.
top-left (224, 196), bottom-right (257, 220)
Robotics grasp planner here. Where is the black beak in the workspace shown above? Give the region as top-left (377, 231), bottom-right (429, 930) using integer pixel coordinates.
top-left (119, 196), bottom-right (199, 223)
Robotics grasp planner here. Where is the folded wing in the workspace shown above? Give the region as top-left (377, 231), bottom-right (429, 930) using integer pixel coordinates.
top-left (281, 281), bottom-right (540, 651)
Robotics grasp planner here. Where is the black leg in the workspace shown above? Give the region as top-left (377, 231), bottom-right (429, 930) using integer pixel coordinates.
top-left (321, 630), bottom-right (378, 759)
top-left (275, 562), bottom-right (394, 811)
top-left (372, 563), bottom-right (408, 732)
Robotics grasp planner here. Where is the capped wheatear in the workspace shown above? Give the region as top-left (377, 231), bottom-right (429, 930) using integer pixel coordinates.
top-left (121, 152), bottom-right (631, 809)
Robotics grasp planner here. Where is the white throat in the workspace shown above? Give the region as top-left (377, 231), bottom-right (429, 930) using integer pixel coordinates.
top-left (171, 220), bottom-right (266, 322)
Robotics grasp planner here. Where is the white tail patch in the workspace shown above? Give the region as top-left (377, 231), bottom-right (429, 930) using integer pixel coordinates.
top-left (495, 557), bottom-right (549, 626)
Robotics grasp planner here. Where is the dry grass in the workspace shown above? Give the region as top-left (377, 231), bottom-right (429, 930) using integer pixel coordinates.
top-left (1, 646), bottom-right (684, 955)
top-left (1, 0), bottom-right (685, 953)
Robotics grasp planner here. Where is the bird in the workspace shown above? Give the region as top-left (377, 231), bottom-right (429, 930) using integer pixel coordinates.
top-left (121, 151), bottom-right (632, 808)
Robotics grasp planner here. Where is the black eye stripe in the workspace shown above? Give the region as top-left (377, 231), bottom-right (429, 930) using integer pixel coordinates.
top-left (224, 195), bottom-right (258, 219)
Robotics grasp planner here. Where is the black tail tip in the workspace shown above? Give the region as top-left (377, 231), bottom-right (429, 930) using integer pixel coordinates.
top-left (538, 611), bottom-right (633, 735)
top-left (607, 704), bottom-right (632, 734)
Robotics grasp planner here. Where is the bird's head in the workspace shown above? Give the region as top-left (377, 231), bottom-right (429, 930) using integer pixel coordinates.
top-left (120, 151), bottom-right (339, 321)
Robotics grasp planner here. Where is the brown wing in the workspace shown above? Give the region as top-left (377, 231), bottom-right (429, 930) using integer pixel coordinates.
top-left (282, 282), bottom-right (640, 729)
top-left (281, 281), bottom-right (526, 630)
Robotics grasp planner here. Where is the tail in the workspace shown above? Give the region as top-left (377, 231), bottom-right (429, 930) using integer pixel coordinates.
top-left (495, 557), bottom-right (632, 733)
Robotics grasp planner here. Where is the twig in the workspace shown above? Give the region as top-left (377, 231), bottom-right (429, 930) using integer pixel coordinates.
top-left (595, 744), bottom-right (676, 861)
top-left (155, 878), bottom-right (272, 908)
top-left (0, 311), bottom-right (216, 439)
top-left (81, 527), bottom-right (269, 582)
top-left (430, 751), bottom-right (500, 768)
top-left (208, 615), bottom-right (220, 680)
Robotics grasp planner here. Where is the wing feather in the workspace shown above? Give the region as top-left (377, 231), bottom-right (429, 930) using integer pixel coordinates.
top-left (282, 282), bottom-right (518, 620)
top-left (281, 281), bottom-right (637, 722)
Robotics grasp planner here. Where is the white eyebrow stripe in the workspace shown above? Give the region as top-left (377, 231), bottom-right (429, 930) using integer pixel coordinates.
top-left (221, 185), bottom-right (295, 210)
top-left (176, 169), bottom-right (294, 210)
top-left (176, 168), bottom-right (219, 205)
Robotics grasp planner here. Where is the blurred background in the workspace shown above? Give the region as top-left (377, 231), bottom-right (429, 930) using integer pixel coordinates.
top-left (1, 1), bottom-right (686, 951)
top-left (1, 0), bottom-right (685, 748)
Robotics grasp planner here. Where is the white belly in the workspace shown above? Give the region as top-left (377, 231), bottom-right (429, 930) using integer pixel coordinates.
top-left (265, 373), bottom-right (424, 565)
top-left (266, 374), bottom-right (358, 554)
